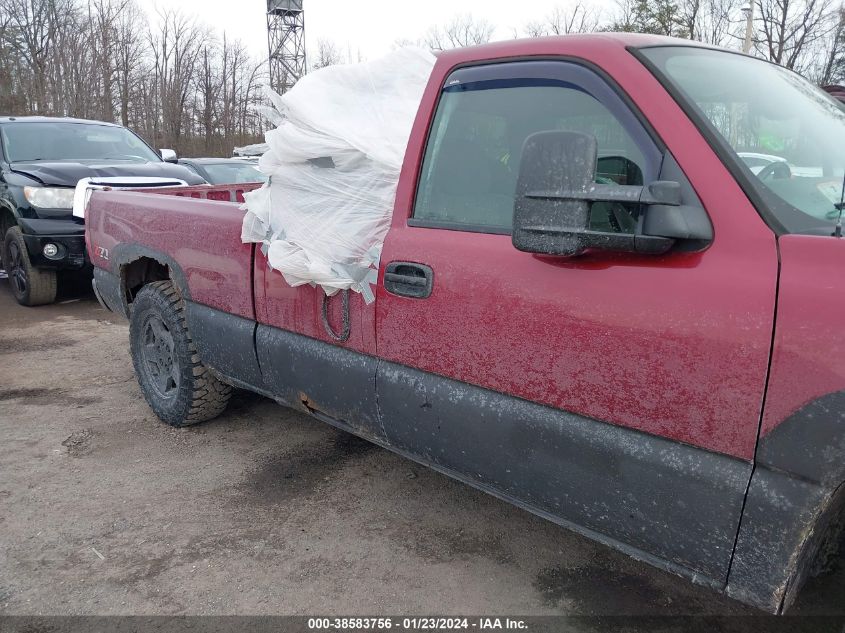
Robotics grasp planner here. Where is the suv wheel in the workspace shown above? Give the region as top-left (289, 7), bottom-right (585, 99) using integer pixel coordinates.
top-left (2, 226), bottom-right (57, 306)
top-left (129, 280), bottom-right (232, 426)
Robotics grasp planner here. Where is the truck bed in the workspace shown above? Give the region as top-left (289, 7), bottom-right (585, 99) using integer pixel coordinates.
top-left (85, 183), bottom-right (262, 320)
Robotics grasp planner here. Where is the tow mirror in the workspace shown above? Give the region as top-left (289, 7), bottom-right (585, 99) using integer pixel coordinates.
top-left (512, 130), bottom-right (687, 257)
top-left (159, 148), bottom-right (178, 163)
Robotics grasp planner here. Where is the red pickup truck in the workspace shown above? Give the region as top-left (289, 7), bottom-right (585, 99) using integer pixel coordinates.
top-left (84, 34), bottom-right (845, 613)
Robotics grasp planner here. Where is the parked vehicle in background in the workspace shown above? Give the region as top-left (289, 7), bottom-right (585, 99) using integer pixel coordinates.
top-left (84, 35), bottom-right (845, 614)
top-left (232, 142), bottom-right (268, 158)
top-left (0, 117), bottom-right (206, 306)
top-left (738, 151), bottom-right (788, 174)
top-left (738, 152), bottom-right (824, 178)
top-left (178, 158), bottom-right (267, 185)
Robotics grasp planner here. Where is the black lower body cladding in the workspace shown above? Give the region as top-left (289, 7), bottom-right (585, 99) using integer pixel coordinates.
top-left (93, 267), bottom-right (125, 316)
top-left (727, 391), bottom-right (845, 612)
top-left (255, 324), bottom-right (382, 440)
top-left (185, 301), bottom-right (264, 391)
top-left (726, 468), bottom-right (841, 612)
top-left (376, 361), bottom-right (750, 584)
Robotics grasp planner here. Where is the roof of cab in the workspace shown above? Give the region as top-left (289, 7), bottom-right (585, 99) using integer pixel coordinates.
top-left (434, 32), bottom-right (722, 65)
top-left (0, 115), bottom-right (121, 127)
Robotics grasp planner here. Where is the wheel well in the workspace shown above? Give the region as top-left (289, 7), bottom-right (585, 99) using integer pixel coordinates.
top-left (0, 206), bottom-right (16, 240)
top-left (809, 485), bottom-right (845, 578)
top-left (122, 257), bottom-right (172, 303)
top-left (783, 481), bottom-right (845, 611)
top-left (0, 207), bottom-right (16, 259)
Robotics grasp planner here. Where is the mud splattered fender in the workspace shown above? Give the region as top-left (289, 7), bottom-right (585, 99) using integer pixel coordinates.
top-left (727, 391), bottom-right (845, 613)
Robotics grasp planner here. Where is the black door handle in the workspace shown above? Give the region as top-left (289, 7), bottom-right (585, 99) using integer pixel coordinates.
top-left (383, 262), bottom-right (434, 299)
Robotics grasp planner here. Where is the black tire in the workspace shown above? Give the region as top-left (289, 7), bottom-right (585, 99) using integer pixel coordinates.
top-left (2, 226), bottom-right (57, 306)
top-left (129, 280), bottom-right (232, 427)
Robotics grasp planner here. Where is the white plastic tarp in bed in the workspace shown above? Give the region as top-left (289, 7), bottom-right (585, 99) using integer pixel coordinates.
top-left (241, 47), bottom-right (436, 303)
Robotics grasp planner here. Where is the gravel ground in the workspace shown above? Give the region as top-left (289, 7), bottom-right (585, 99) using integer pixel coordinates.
top-left (0, 273), bottom-right (842, 622)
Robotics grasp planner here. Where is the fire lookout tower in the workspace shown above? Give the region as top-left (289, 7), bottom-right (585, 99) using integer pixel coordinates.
top-left (267, 0), bottom-right (306, 94)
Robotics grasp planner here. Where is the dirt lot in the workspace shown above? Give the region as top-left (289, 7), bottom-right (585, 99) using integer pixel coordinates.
top-left (0, 274), bottom-right (842, 620)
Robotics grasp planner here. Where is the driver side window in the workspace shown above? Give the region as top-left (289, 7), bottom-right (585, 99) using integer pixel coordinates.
top-left (412, 62), bottom-right (659, 234)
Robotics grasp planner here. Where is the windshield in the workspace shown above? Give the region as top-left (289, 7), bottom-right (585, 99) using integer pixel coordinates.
top-left (1, 122), bottom-right (160, 163)
top-left (640, 46), bottom-right (845, 235)
top-left (200, 162), bottom-right (267, 184)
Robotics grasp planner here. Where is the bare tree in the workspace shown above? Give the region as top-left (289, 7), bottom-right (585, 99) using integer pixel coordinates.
top-left (0, 10), bottom-right (21, 112)
top-left (51, 2), bottom-right (93, 117)
top-left (392, 37), bottom-right (425, 49)
top-left (755, 0), bottom-right (837, 70)
top-left (85, 0), bottom-right (136, 121)
top-left (147, 8), bottom-right (209, 149)
top-left (609, 0), bottom-right (687, 36)
top-left (0, 0), bottom-right (71, 112)
top-left (197, 43), bottom-right (220, 152)
top-left (114, 0), bottom-right (145, 127)
top-left (425, 14), bottom-right (495, 50)
top-left (312, 38), bottom-right (344, 69)
top-left (1, 0), bottom-right (268, 154)
top-left (524, 3), bottom-right (601, 36)
top-left (815, 6), bottom-right (845, 84)
top-left (219, 36), bottom-right (253, 140)
top-left (679, 0), bottom-right (743, 44)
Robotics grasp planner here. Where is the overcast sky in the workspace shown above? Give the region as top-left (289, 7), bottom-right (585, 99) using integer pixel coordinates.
top-left (136, 0), bottom-right (614, 63)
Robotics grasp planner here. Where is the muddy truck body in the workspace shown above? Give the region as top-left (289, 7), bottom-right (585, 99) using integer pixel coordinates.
top-left (84, 34), bottom-right (845, 612)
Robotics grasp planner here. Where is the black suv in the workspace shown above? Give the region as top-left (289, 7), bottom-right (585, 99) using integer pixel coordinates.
top-left (0, 117), bottom-right (205, 306)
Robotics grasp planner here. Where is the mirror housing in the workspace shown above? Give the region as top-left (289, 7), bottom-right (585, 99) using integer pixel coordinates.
top-left (513, 130), bottom-right (708, 257)
top-left (159, 148), bottom-right (178, 163)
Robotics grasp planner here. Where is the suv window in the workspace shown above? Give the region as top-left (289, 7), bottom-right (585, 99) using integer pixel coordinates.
top-left (413, 62), bottom-right (660, 233)
top-left (1, 122), bottom-right (160, 163)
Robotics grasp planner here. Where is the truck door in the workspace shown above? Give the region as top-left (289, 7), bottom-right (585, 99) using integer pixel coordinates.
top-left (375, 60), bottom-right (779, 581)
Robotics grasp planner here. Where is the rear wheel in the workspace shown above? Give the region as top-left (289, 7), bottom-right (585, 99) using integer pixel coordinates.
top-left (2, 226), bottom-right (57, 306)
top-left (129, 280), bottom-right (232, 426)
